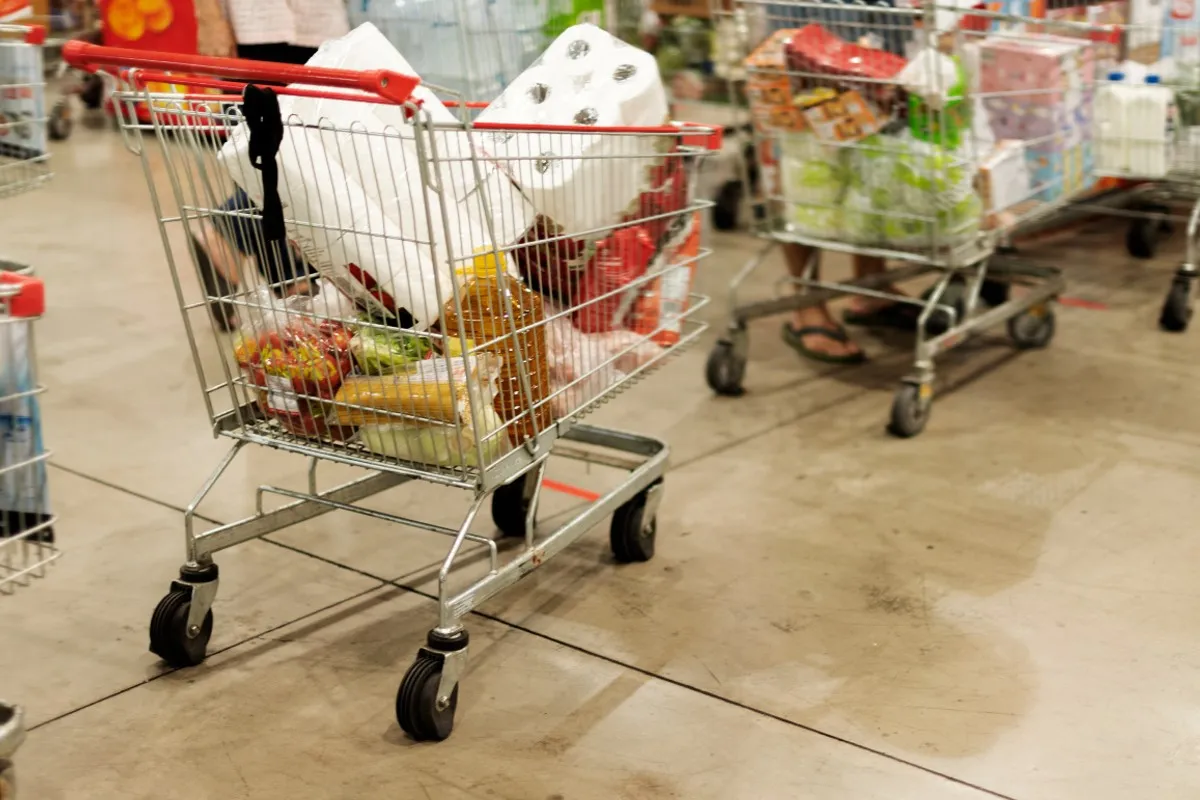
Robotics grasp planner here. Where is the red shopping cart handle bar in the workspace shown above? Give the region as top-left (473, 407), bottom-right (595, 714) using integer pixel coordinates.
top-left (0, 272), bottom-right (44, 319)
top-left (62, 41), bottom-right (420, 106)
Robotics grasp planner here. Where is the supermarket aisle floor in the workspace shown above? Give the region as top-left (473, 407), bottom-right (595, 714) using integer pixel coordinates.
top-left (4, 126), bottom-right (1200, 799)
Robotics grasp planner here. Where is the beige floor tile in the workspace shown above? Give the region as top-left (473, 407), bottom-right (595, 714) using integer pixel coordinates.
top-left (17, 586), bottom-right (995, 800)
top-left (0, 469), bottom-right (380, 725)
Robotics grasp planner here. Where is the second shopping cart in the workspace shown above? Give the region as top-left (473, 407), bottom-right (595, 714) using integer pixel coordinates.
top-left (65, 20), bottom-right (719, 742)
top-left (707, 0), bottom-right (1073, 436)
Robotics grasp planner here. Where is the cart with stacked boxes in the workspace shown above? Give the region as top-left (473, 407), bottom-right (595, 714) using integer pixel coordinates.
top-left (64, 19), bottom-right (719, 742)
top-left (0, 23), bottom-right (56, 797)
top-left (705, 0), bottom-right (1093, 436)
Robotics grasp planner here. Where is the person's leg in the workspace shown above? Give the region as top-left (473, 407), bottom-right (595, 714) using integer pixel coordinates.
top-left (781, 243), bottom-right (864, 363)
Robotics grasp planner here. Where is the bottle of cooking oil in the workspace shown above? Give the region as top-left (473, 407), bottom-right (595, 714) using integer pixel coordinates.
top-left (440, 248), bottom-right (553, 444)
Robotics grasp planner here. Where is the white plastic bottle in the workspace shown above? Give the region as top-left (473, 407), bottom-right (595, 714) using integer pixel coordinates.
top-left (1128, 75), bottom-right (1173, 177)
top-left (1095, 70), bottom-right (1130, 174)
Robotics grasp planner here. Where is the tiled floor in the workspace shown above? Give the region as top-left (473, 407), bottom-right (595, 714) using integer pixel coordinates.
top-left (4, 123), bottom-right (1200, 799)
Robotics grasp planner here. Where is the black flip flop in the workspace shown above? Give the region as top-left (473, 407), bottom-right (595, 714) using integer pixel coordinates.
top-left (842, 302), bottom-right (920, 331)
top-left (782, 323), bottom-right (866, 365)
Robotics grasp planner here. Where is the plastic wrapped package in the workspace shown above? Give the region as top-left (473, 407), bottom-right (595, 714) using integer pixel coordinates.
top-left (893, 139), bottom-right (976, 214)
top-left (543, 302), bottom-right (662, 419)
top-left (349, 322), bottom-right (431, 376)
top-left (233, 285), bottom-right (357, 440)
top-left (332, 353), bottom-right (500, 427)
top-left (572, 225), bottom-right (656, 334)
top-left (840, 186), bottom-right (882, 245)
top-left (358, 406), bottom-right (509, 468)
top-left (512, 216), bottom-right (590, 304)
top-left (477, 24), bottom-right (669, 234)
top-left (779, 132), bottom-right (847, 208)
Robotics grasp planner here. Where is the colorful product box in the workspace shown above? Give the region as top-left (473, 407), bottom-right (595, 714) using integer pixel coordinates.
top-left (745, 29), bottom-right (805, 134)
top-left (978, 35), bottom-right (1095, 144)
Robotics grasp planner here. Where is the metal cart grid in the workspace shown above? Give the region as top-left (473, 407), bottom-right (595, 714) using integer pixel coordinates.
top-left (64, 40), bottom-right (720, 742)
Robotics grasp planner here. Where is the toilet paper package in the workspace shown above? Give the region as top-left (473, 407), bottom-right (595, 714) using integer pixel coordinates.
top-left (478, 24), bottom-right (670, 236)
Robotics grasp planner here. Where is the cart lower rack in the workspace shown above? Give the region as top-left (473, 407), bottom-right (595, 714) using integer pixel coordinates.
top-left (64, 32), bottom-right (719, 741)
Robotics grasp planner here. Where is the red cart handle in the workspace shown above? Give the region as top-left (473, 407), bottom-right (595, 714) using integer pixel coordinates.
top-left (62, 41), bottom-right (420, 106)
top-left (0, 272), bottom-right (44, 319)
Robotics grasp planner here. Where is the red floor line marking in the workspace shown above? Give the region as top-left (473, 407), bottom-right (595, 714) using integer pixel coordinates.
top-left (1058, 296), bottom-right (1109, 311)
top-left (542, 479), bottom-right (602, 503)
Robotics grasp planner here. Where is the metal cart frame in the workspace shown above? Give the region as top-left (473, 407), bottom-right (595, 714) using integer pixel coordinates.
top-left (65, 38), bottom-right (717, 742)
top-left (705, 0), bottom-right (1068, 436)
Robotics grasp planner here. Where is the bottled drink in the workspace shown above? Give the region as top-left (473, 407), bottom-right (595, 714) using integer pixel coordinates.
top-left (440, 249), bottom-right (553, 444)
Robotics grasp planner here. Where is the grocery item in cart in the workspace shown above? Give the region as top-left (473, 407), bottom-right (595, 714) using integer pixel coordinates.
top-left (332, 353), bottom-right (499, 427)
top-left (233, 287), bottom-right (356, 440)
top-left (349, 323), bottom-right (431, 376)
top-left (573, 224), bottom-right (656, 334)
top-left (785, 25), bottom-right (906, 108)
top-left (477, 23), bottom-right (670, 235)
top-left (898, 47), bottom-right (970, 149)
top-left (744, 28), bottom-right (804, 133)
top-left (513, 216), bottom-right (590, 304)
top-left (218, 24), bottom-right (535, 328)
top-left (978, 139), bottom-right (1034, 227)
top-left (544, 302), bottom-right (661, 419)
top-left (440, 249), bottom-right (553, 444)
top-left (628, 211), bottom-right (702, 347)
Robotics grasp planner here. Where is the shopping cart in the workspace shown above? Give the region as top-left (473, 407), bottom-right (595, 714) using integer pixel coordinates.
top-left (64, 40), bottom-right (718, 741)
top-left (706, 0), bottom-right (1067, 437)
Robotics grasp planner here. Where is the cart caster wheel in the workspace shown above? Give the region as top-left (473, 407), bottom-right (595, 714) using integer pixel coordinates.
top-left (396, 653), bottom-right (457, 742)
top-left (1160, 279), bottom-right (1193, 332)
top-left (980, 278), bottom-right (1010, 308)
top-left (610, 487), bottom-right (658, 564)
top-left (48, 100), bottom-right (72, 141)
top-left (1127, 207), bottom-right (1170, 259)
top-left (888, 383), bottom-right (932, 439)
top-left (706, 340), bottom-right (746, 396)
top-left (492, 471), bottom-right (537, 538)
top-left (148, 590), bottom-right (212, 668)
top-left (1008, 304), bottom-right (1056, 349)
top-left (922, 278), bottom-right (967, 336)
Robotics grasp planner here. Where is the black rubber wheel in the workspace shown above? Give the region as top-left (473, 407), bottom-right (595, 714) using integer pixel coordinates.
top-left (610, 488), bottom-right (658, 564)
top-left (887, 383), bottom-right (931, 439)
top-left (395, 654), bottom-right (457, 742)
top-left (148, 590), bottom-right (213, 668)
top-left (1160, 280), bottom-right (1193, 332)
top-left (980, 278), bottom-right (1010, 308)
top-left (1127, 218), bottom-right (1161, 259)
top-left (1007, 305), bottom-right (1056, 349)
top-left (48, 101), bottom-right (72, 141)
top-left (491, 472), bottom-right (536, 538)
top-left (705, 340), bottom-right (746, 396)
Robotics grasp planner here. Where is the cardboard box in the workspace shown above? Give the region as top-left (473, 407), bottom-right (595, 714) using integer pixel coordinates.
top-left (744, 29), bottom-right (806, 134)
top-left (977, 140), bottom-right (1032, 226)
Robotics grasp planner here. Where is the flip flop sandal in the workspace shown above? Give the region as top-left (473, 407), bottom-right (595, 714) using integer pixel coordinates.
top-left (782, 323), bottom-right (867, 365)
top-left (842, 302), bottom-right (920, 331)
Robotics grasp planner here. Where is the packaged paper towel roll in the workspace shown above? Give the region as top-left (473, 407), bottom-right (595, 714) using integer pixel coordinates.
top-left (596, 47), bottom-right (669, 126)
top-left (545, 24), bottom-right (615, 91)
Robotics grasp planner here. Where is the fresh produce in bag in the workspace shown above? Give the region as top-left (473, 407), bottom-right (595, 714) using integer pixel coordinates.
top-left (357, 404), bottom-right (510, 468)
top-left (233, 286), bottom-right (356, 439)
top-left (350, 321), bottom-right (430, 375)
top-left (332, 353), bottom-right (500, 428)
top-left (573, 225), bottom-right (657, 334)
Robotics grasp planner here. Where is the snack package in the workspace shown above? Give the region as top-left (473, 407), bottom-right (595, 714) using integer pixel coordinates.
top-left (512, 216), bottom-right (590, 304)
top-left (786, 25), bottom-right (907, 107)
top-left (572, 225), bottom-right (657, 334)
top-left (233, 286), bottom-right (356, 440)
top-left (628, 211), bottom-right (701, 347)
top-left (332, 353), bottom-right (499, 428)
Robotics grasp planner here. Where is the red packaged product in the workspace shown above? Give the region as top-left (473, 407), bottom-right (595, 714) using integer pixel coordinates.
top-left (234, 321), bottom-right (356, 440)
top-left (572, 226), bottom-right (657, 334)
top-left (786, 25), bottom-right (906, 104)
top-left (629, 212), bottom-right (701, 347)
top-left (631, 154), bottom-right (693, 246)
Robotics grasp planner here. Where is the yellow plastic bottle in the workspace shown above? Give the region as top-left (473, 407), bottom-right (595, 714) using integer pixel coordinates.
top-left (440, 248), bottom-right (553, 445)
